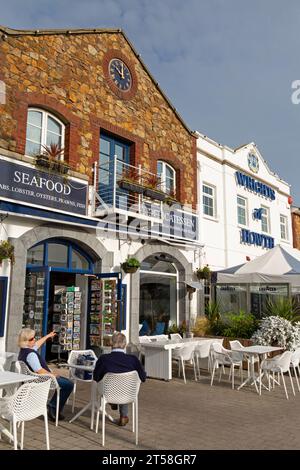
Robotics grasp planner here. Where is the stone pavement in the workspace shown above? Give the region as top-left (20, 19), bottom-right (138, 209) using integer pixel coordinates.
top-left (1, 366), bottom-right (300, 450)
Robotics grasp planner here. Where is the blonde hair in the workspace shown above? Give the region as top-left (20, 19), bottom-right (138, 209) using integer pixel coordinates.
top-left (18, 328), bottom-right (35, 348)
top-left (112, 331), bottom-right (126, 350)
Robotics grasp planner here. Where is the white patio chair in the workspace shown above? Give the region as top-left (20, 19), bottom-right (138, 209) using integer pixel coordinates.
top-left (15, 360), bottom-right (60, 427)
top-left (170, 333), bottom-right (183, 342)
top-left (290, 348), bottom-right (300, 392)
top-left (260, 351), bottom-right (295, 399)
top-left (0, 379), bottom-right (51, 450)
top-left (67, 349), bottom-right (97, 412)
top-left (229, 340), bottom-right (259, 377)
top-left (210, 342), bottom-right (243, 389)
top-left (172, 343), bottom-right (197, 384)
top-left (153, 334), bottom-right (168, 342)
top-left (95, 371), bottom-right (141, 446)
top-left (193, 341), bottom-right (212, 379)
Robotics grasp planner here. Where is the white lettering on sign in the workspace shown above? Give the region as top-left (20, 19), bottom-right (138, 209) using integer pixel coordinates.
top-left (13, 171), bottom-right (71, 195)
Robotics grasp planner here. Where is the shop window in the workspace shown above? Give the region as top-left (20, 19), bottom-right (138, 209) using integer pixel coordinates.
top-left (47, 243), bottom-right (68, 268)
top-left (261, 206), bottom-right (270, 234)
top-left (237, 196), bottom-right (248, 226)
top-left (0, 277), bottom-right (8, 336)
top-left (157, 161), bottom-right (176, 195)
top-left (25, 108), bottom-right (65, 157)
top-left (203, 183), bottom-right (216, 218)
top-left (27, 244), bottom-right (44, 266)
top-left (71, 249), bottom-right (89, 270)
top-left (280, 214), bottom-right (289, 241)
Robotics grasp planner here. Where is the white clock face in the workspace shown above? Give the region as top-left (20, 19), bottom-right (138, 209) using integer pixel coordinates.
top-left (109, 58), bottom-right (132, 92)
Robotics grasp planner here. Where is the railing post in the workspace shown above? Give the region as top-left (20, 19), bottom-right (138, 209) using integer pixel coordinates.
top-left (113, 154), bottom-right (117, 209)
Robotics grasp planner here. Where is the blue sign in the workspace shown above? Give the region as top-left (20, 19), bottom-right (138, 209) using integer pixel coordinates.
top-left (241, 228), bottom-right (274, 249)
top-left (0, 159), bottom-right (88, 215)
top-left (253, 208), bottom-right (263, 220)
top-left (235, 171), bottom-right (275, 200)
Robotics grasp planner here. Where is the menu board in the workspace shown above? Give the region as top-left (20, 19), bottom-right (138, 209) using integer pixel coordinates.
top-left (88, 279), bottom-right (118, 347)
top-left (23, 271), bottom-right (45, 340)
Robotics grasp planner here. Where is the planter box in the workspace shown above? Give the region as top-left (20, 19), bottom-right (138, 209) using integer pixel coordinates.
top-left (144, 188), bottom-right (166, 201)
top-left (118, 180), bottom-right (144, 194)
top-left (36, 156), bottom-right (69, 175)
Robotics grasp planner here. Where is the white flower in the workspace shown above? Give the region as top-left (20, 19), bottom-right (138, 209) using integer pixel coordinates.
top-left (251, 316), bottom-right (300, 351)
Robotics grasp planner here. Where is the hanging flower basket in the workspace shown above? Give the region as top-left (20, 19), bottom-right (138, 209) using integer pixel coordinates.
top-left (195, 266), bottom-right (211, 280)
top-left (0, 240), bottom-right (15, 265)
top-left (121, 257), bottom-right (141, 274)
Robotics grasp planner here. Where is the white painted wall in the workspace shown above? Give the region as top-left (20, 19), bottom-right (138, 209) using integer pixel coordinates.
top-left (197, 133), bottom-right (293, 270)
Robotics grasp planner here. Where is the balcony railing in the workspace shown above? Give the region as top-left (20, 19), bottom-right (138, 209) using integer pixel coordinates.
top-left (91, 157), bottom-right (199, 243)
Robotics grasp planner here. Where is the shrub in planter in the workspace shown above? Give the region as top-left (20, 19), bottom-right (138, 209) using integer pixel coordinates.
top-left (35, 143), bottom-right (70, 175)
top-left (0, 240), bottom-right (15, 265)
top-left (121, 257), bottom-right (141, 273)
top-left (251, 316), bottom-right (300, 351)
top-left (265, 297), bottom-right (300, 323)
top-left (192, 316), bottom-right (211, 336)
top-left (118, 169), bottom-right (145, 194)
top-left (220, 310), bottom-right (258, 339)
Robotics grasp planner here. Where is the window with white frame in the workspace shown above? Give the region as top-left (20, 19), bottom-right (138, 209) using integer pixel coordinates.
top-left (202, 183), bottom-right (216, 217)
top-left (25, 108), bottom-right (65, 157)
top-left (237, 196), bottom-right (248, 226)
top-left (157, 161), bottom-right (176, 195)
top-left (261, 206), bottom-right (270, 233)
top-left (280, 214), bottom-right (289, 240)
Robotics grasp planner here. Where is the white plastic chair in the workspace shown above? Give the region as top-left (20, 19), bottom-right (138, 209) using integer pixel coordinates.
top-left (15, 360), bottom-right (60, 426)
top-left (172, 343), bottom-right (197, 384)
top-left (193, 341), bottom-right (212, 379)
top-left (210, 342), bottom-right (243, 389)
top-left (95, 371), bottom-right (141, 446)
top-left (0, 379), bottom-right (51, 450)
top-left (170, 333), bottom-right (183, 342)
top-left (260, 351), bottom-right (295, 399)
top-left (229, 340), bottom-right (259, 377)
top-left (290, 348), bottom-right (300, 392)
top-left (67, 349), bottom-right (97, 412)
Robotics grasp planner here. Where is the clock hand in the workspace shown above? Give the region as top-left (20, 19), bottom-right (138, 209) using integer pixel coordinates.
top-left (114, 64), bottom-right (123, 76)
top-left (120, 62), bottom-right (124, 79)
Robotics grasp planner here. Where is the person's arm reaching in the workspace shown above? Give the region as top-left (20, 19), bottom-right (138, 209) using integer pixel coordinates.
top-left (35, 331), bottom-right (56, 350)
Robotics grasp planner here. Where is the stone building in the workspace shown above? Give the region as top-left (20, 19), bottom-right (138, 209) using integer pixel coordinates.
top-left (0, 26), bottom-right (200, 357)
top-left (292, 207), bottom-right (300, 250)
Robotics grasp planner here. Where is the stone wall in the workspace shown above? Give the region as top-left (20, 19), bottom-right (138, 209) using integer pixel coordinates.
top-left (292, 211), bottom-right (300, 249)
top-left (0, 30), bottom-right (197, 207)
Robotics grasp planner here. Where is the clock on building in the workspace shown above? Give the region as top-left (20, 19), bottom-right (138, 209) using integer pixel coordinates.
top-left (109, 58), bottom-right (132, 92)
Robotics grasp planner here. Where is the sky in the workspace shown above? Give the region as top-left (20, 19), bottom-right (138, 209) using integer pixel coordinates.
top-left (1, 0), bottom-right (300, 202)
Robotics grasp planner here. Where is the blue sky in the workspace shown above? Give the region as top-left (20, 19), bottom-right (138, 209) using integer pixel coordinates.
top-left (1, 0), bottom-right (300, 202)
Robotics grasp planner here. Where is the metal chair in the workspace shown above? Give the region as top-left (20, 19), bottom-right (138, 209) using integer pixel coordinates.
top-left (67, 349), bottom-right (97, 412)
top-left (95, 371), bottom-right (141, 446)
top-left (0, 379), bottom-right (51, 450)
top-left (15, 360), bottom-right (60, 426)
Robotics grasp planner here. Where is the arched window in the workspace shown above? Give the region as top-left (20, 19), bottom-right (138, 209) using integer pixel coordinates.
top-left (25, 108), bottom-right (65, 157)
top-left (157, 161), bottom-right (176, 196)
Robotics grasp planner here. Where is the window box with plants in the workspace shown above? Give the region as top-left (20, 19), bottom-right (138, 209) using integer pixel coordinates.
top-left (121, 257), bottom-right (141, 274)
top-left (143, 174), bottom-right (166, 201)
top-left (118, 169), bottom-right (145, 194)
top-left (0, 240), bottom-right (15, 265)
top-left (164, 189), bottom-right (178, 206)
top-left (35, 143), bottom-right (70, 175)
top-left (195, 265), bottom-right (211, 280)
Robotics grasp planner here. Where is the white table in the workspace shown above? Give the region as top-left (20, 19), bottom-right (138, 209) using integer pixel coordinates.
top-left (231, 345), bottom-right (283, 394)
top-left (142, 337), bottom-right (223, 381)
top-left (0, 371), bottom-right (35, 444)
top-left (68, 365), bottom-right (113, 428)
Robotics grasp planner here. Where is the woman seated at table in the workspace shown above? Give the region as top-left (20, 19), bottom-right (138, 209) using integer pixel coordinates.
top-left (17, 328), bottom-right (73, 422)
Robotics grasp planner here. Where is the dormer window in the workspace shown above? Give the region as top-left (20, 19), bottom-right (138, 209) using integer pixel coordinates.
top-left (157, 161), bottom-right (176, 195)
top-left (25, 108), bottom-right (65, 157)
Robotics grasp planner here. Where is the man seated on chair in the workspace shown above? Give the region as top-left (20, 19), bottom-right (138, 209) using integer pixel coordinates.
top-left (18, 328), bottom-right (74, 422)
top-left (93, 331), bottom-right (146, 426)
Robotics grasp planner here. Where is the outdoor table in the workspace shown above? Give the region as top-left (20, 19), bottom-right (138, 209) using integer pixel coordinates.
top-left (0, 371), bottom-right (35, 444)
top-left (231, 345), bottom-right (283, 394)
top-left (143, 337), bottom-right (223, 380)
top-left (68, 364), bottom-right (113, 429)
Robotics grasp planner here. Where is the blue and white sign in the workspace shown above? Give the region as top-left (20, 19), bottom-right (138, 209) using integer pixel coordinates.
top-left (235, 171), bottom-right (276, 201)
top-left (241, 228), bottom-right (274, 249)
top-left (248, 153), bottom-right (259, 173)
top-left (0, 158), bottom-right (88, 216)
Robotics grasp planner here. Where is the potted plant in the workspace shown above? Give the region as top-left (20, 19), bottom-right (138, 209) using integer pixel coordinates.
top-left (35, 143), bottom-right (70, 175)
top-left (0, 240), bottom-right (15, 265)
top-left (195, 265), bottom-right (211, 280)
top-left (121, 257), bottom-right (141, 273)
top-left (143, 174), bottom-right (166, 201)
top-left (118, 169), bottom-right (144, 194)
